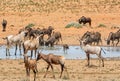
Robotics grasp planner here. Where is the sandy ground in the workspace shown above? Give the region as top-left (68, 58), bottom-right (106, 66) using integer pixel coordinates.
top-left (0, 59), bottom-right (120, 81)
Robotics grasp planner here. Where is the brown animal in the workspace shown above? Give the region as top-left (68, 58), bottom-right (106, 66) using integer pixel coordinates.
top-left (36, 52), bottom-right (68, 78)
top-left (78, 16), bottom-right (92, 26)
top-left (52, 31), bottom-right (62, 44)
top-left (24, 55), bottom-right (38, 81)
top-left (2, 19), bottom-right (7, 32)
top-left (23, 35), bottom-right (40, 58)
top-left (42, 26), bottom-right (54, 37)
top-left (63, 44), bottom-right (69, 53)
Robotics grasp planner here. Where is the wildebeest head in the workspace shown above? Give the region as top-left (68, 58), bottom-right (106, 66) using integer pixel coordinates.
top-left (78, 16), bottom-right (86, 24)
top-left (81, 31), bottom-right (91, 40)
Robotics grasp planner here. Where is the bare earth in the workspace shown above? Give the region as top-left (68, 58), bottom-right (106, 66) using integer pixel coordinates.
top-left (0, 0), bottom-right (120, 81)
top-left (0, 59), bottom-right (120, 81)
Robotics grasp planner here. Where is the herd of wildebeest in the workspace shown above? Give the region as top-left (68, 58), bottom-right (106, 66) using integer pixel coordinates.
top-left (1, 16), bottom-right (120, 81)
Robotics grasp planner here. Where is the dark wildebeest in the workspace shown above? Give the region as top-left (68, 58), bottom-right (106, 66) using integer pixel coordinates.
top-left (42, 26), bottom-right (54, 37)
top-left (45, 31), bottom-right (62, 47)
top-left (78, 16), bottom-right (91, 26)
top-left (44, 35), bottom-right (56, 47)
top-left (81, 31), bottom-right (102, 45)
top-left (52, 31), bottom-right (62, 44)
top-left (63, 44), bottom-right (69, 53)
top-left (107, 31), bottom-right (120, 46)
top-left (2, 19), bottom-right (7, 32)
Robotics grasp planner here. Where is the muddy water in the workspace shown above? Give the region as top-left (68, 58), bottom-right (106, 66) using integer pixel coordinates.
top-left (0, 45), bottom-right (120, 59)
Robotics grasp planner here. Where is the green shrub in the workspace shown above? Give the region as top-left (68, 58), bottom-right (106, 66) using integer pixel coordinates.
top-left (97, 23), bottom-right (106, 28)
top-left (25, 23), bottom-right (35, 28)
top-left (65, 22), bottom-right (82, 28)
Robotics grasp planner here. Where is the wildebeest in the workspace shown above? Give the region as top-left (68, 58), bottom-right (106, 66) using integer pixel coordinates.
top-left (81, 31), bottom-right (102, 45)
top-left (78, 16), bottom-right (91, 26)
top-left (42, 26), bottom-right (54, 37)
top-left (44, 31), bottom-right (62, 47)
top-left (52, 31), bottom-right (62, 44)
top-left (107, 31), bottom-right (120, 46)
top-left (80, 39), bottom-right (105, 67)
top-left (44, 35), bottom-right (56, 47)
top-left (2, 19), bottom-right (7, 32)
top-left (63, 44), bottom-right (69, 53)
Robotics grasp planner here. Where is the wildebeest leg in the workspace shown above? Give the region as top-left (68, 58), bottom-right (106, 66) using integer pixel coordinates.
top-left (86, 53), bottom-right (90, 66)
top-left (112, 40), bottom-right (114, 46)
top-left (15, 44), bottom-right (17, 56)
top-left (50, 64), bottom-right (55, 78)
top-left (33, 69), bottom-right (36, 81)
top-left (19, 43), bottom-right (22, 55)
top-left (89, 21), bottom-right (91, 26)
top-left (44, 65), bottom-right (50, 78)
top-left (60, 64), bottom-right (64, 78)
top-left (100, 39), bottom-right (102, 45)
top-left (116, 39), bottom-right (119, 46)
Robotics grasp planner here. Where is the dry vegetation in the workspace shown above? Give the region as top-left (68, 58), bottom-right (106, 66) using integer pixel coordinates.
top-left (0, 0), bottom-right (120, 81)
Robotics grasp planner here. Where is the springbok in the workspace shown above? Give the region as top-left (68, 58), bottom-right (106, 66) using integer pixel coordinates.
top-left (36, 52), bottom-right (68, 78)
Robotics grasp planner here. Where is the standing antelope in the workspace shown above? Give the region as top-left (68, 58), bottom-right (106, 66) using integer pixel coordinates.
top-left (3, 30), bottom-right (28, 56)
top-left (23, 35), bottom-right (41, 58)
top-left (24, 55), bottom-right (38, 81)
top-left (80, 39), bottom-right (105, 67)
top-left (36, 52), bottom-right (68, 78)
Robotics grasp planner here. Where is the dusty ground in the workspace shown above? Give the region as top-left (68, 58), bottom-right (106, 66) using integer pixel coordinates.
top-left (0, 59), bottom-right (120, 81)
top-left (0, 0), bottom-right (120, 81)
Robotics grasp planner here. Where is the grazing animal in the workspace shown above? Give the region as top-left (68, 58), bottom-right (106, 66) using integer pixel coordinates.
top-left (78, 16), bottom-right (91, 26)
top-left (52, 31), bottom-right (62, 44)
top-left (79, 39), bottom-right (105, 67)
top-left (63, 44), bottom-right (69, 53)
top-left (2, 19), bottom-right (7, 32)
top-left (4, 31), bottom-right (28, 56)
top-left (107, 31), bottom-right (120, 46)
top-left (42, 26), bottom-right (54, 37)
top-left (81, 31), bottom-right (102, 45)
top-left (23, 35), bottom-right (41, 58)
top-left (36, 52), bottom-right (67, 78)
top-left (24, 55), bottom-right (38, 81)
top-left (44, 35), bottom-right (56, 47)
